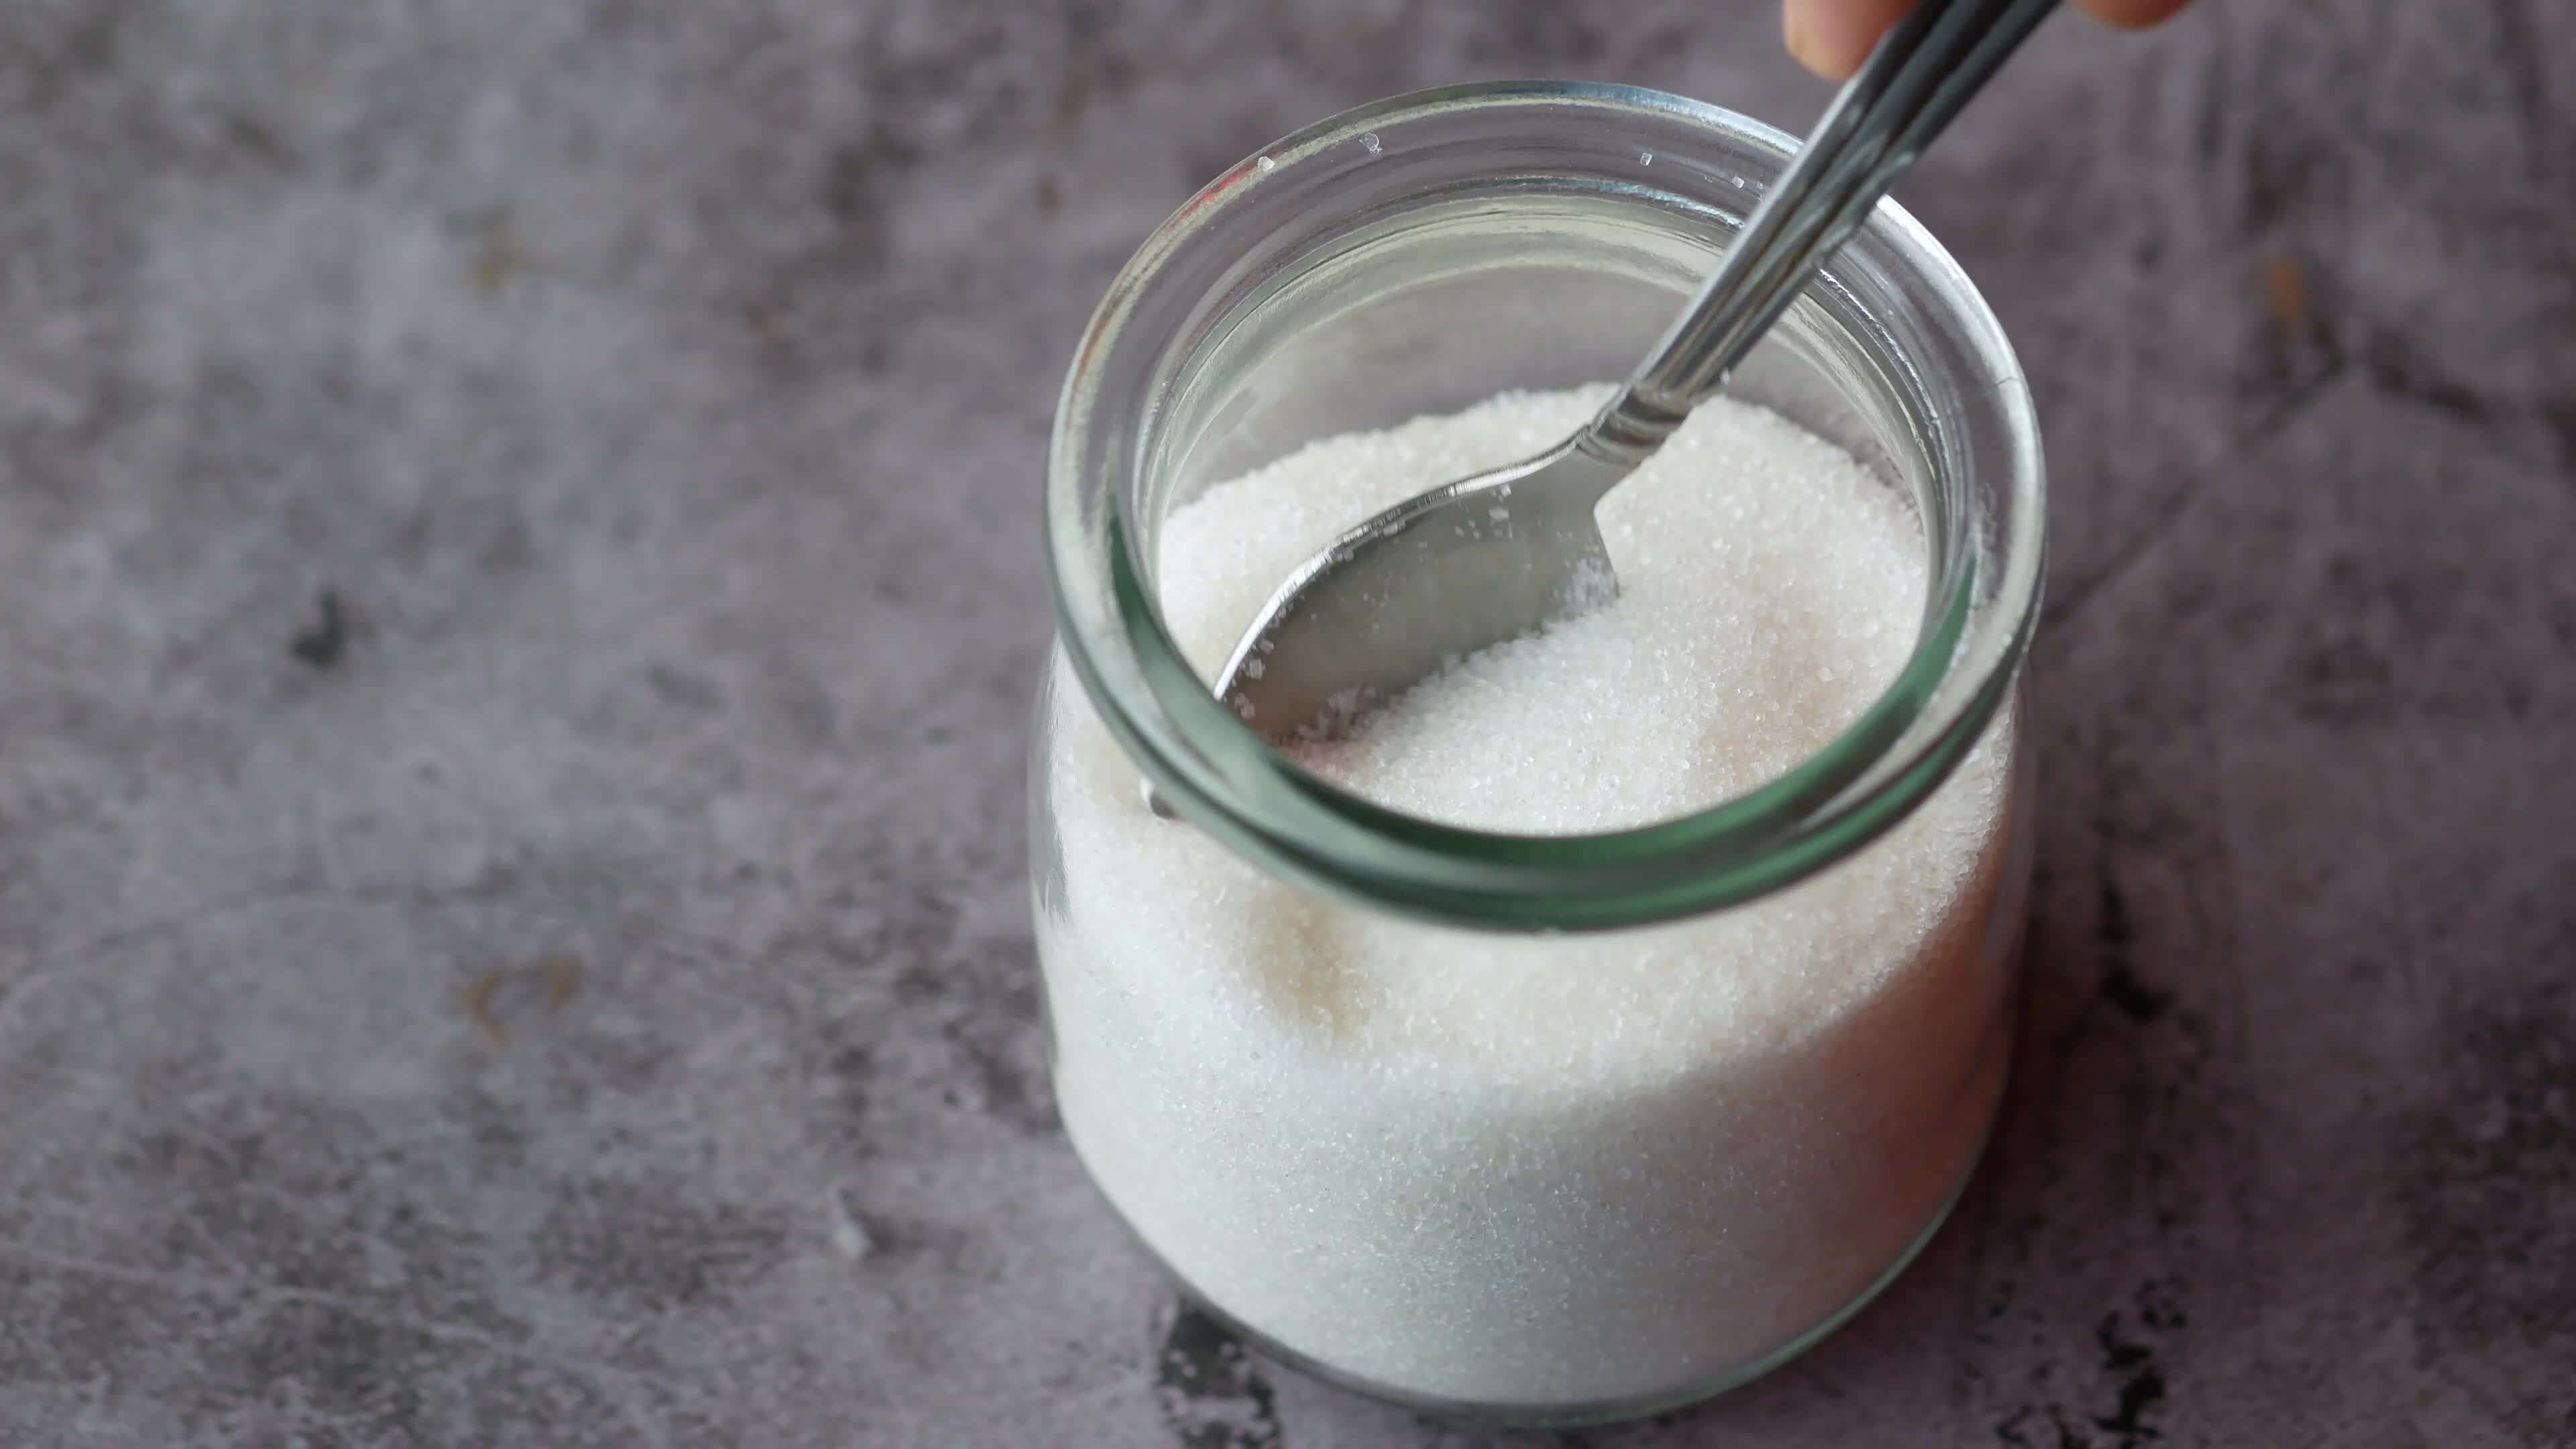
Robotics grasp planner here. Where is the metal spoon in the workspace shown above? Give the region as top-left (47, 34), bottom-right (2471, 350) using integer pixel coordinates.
top-left (1189, 0), bottom-right (2057, 763)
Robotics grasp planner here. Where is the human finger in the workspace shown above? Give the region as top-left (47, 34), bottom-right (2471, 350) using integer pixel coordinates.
top-left (1785, 0), bottom-right (2194, 78)
top-left (1783, 0), bottom-right (1916, 79)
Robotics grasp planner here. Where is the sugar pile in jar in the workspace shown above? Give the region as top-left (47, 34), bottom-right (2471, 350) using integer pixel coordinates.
top-left (1040, 385), bottom-right (2018, 1408)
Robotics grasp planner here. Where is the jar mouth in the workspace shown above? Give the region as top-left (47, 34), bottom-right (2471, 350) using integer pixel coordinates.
top-left (1046, 80), bottom-right (2044, 931)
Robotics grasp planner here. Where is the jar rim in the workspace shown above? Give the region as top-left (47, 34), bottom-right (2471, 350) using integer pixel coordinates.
top-left (1044, 80), bottom-right (2044, 931)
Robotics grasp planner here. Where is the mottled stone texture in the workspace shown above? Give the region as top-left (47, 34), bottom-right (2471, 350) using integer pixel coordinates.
top-left (0, 2), bottom-right (2568, 1446)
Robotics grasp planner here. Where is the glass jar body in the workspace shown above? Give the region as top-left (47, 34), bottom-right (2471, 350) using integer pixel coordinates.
top-left (1033, 84), bottom-right (2044, 1426)
top-left (1036, 671), bottom-right (2027, 1421)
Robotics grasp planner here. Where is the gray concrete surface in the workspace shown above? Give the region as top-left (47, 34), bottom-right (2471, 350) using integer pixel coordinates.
top-left (1, 3), bottom-right (2571, 1446)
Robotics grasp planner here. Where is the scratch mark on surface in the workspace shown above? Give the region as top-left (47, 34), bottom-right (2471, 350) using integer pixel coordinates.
top-left (0, 1234), bottom-right (660, 1391)
top-left (2263, 256), bottom-right (2307, 329)
top-left (458, 957), bottom-right (582, 1048)
top-left (287, 588), bottom-right (350, 670)
top-left (2042, 361), bottom-right (2349, 638)
top-left (0, 964), bottom-right (76, 1047)
top-left (471, 220), bottom-right (523, 297)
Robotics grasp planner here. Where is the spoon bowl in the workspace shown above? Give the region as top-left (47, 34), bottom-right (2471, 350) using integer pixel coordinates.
top-left (1203, 0), bottom-right (2059, 749)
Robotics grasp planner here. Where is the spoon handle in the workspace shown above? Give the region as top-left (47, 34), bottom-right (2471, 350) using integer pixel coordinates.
top-left (1586, 0), bottom-right (2061, 463)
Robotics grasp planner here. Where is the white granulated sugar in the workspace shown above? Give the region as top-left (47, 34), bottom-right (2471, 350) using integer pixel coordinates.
top-left (1040, 386), bottom-right (2019, 1408)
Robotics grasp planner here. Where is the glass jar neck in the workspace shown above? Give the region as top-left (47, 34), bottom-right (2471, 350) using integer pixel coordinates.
top-left (1046, 82), bottom-right (2043, 932)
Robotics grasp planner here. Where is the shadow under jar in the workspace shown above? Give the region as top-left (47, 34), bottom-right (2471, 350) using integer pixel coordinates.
top-left (1033, 83), bottom-right (2044, 1428)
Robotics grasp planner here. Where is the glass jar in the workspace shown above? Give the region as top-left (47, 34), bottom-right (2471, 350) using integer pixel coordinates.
top-left (1033, 82), bottom-right (2043, 1426)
